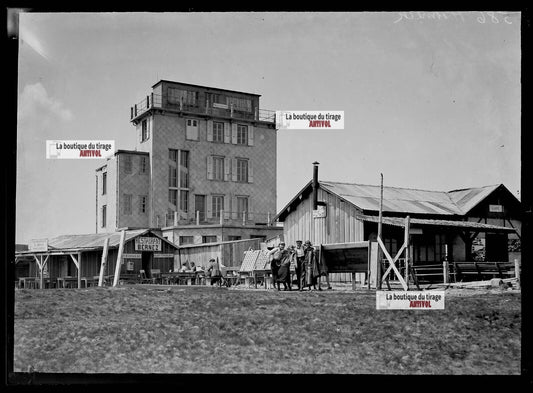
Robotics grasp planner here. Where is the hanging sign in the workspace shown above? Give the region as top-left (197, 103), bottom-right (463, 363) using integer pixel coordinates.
top-left (313, 205), bottom-right (327, 219)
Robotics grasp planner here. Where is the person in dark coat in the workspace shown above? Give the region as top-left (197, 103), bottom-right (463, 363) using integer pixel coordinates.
top-left (301, 240), bottom-right (320, 291)
top-left (276, 247), bottom-right (293, 291)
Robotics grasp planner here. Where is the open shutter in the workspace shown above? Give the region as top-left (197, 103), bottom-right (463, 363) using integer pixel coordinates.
top-left (207, 156), bottom-right (213, 180)
top-left (224, 157), bottom-right (230, 181)
top-left (207, 120), bottom-right (213, 142)
top-left (231, 158), bottom-right (238, 182)
top-left (248, 197), bottom-right (253, 221)
top-left (248, 160), bottom-right (254, 183)
top-left (224, 122), bottom-right (230, 143)
top-left (231, 123), bottom-right (237, 144)
top-left (248, 125), bottom-right (254, 146)
top-left (231, 195), bottom-right (238, 220)
top-left (206, 195), bottom-right (212, 218)
top-left (224, 194), bottom-right (230, 221)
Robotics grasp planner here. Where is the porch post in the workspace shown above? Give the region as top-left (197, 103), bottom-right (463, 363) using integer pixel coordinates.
top-left (404, 216), bottom-right (410, 288)
top-left (113, 230), bottom-right (126, 287)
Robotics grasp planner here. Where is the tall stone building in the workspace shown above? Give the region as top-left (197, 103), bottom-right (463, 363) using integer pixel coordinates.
top-left (96, 80), bottom-right (282, 244)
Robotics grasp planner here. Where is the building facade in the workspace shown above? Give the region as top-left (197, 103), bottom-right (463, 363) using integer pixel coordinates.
top-left (96, 80), bottom-right (282, 244)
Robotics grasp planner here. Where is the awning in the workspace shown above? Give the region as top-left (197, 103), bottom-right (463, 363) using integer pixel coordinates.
top-left (359, 215), bottom-right (515, 233)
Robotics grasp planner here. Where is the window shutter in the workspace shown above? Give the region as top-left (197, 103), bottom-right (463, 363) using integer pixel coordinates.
top-left (224, 157), bottom-right (230, 181)
top-left (224, 194), bottom-right (230, 220)
top-left (248, 160), bottom-right (254, 183)
top-left (248, 197), bottom-right (253, 221)
top-left (231, 123), bottom-right (237, 144)
top-left (206, 195), bottom-right (212, 218)
top-left (231, 195), bottom-right (238, 220)
top-left (207, 156), bottom-right (213, 180)
top-left (231, 158), bottom-right (237, 182)
top-left (207, 120), bottom-right (213, 142)
top-left (224, 122), bottom-right (230, 143)
top-left (248, 125), bottom-right (254, 146)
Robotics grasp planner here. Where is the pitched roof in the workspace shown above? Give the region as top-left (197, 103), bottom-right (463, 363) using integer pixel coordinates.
top-left (275, 180), bottom-right (513, 220)
top-left (16, 229), bottom-right (178, 254)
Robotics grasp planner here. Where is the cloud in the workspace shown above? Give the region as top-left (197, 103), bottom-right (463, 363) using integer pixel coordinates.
top-left (18, 82), bottom-right (73, 122)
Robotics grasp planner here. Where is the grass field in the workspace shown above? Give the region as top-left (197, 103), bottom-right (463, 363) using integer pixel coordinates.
top-left (12, 284), bottom-right (521, 375)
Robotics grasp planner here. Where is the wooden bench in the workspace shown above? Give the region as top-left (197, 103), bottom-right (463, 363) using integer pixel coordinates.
top-left (452, 261), bottom-right (516, 282)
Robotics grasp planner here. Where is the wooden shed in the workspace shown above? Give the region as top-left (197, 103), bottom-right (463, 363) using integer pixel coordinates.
top-left (274, 164), bottom-right (520, 283)
top-left (15, 229), bottom-right (178, 288)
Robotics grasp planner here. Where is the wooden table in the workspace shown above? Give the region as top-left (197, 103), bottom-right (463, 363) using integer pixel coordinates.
top-left (18, 277), bottom-right (38, 289)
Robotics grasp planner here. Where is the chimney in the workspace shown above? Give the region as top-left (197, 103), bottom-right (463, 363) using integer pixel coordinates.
top-left (312, 161), bottom-right (319, 210)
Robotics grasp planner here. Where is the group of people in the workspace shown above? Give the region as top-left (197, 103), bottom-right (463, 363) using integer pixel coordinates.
top-left (267, 240), bottom-right (332, 291)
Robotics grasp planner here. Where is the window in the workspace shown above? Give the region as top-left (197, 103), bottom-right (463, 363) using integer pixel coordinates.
top-left (228, 97), bottom-right (252, 112)
top-left (236, 159), bottom-right (248, 182)
top-left (169, 149), bottom-right (178, 162)
top-left (124, 194), bottom-right (132, 215)
top-left (237, 196), bottom-right (249, 215)
top-left (213, 94), bottom-right (227, 105)
top-left (101, 205), bottom-right (107, 227)
top-left (124, 155), bottom-right (132, 174)
top-left (179, 190), bottom-right (189, 213)
top-left (212, 195), bottom-right (224, 218)
top-left (102, 172), bottom-right (107, 195)
top-left (169, 189), bottom-right (177, 206)
top-left (179, 236), bottom-right (194, 245)
top-left (202, 235), bottom-right (218, 244)
top-left (186, 118), bottom-right (199, 140)
top-left (213, 122), bottom-right (224, 142)
top-left (141, 119), bottom-right (149, 142)
top-left (169, 166), bottom-right (177, 187)
top-left (168, 88), bottom-right (198, 107)
top-left (179, 150), bottom-right (189, 188)
top-left (140, 157), bottom-right (147, 173)
top-left (139, 196), bottom-right (147, 214)
top-left (213, 157), bottom-right (224, 181)
top-left (237, 125), bottom-right (248, 145)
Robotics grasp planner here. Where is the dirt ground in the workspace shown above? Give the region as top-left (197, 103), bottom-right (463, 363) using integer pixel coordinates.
top-left (11, 283), bottom-right (521, 376)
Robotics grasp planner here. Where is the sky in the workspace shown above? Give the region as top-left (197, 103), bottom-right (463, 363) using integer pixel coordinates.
top-left (15, 11), bottom-right (521, 245)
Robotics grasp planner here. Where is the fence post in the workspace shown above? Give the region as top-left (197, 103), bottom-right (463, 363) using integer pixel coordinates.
top-left (443, 259), bottom-right (449, 284)
top-left (514, 258), bottom-right (520, 289)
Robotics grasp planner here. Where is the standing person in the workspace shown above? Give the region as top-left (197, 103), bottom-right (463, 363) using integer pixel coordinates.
top-left (206, 258), bottom-right (222, 287)
top-left (294, 240), bottom-right (305, 290)
top-left (276, 246), bottom-right (293, 291)
top-left (268, 242), bottom-right (285, 290)
top-left (301, 240), bottom-right (320, 291)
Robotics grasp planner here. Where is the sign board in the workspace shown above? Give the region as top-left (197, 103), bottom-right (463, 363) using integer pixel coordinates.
top-left (122, 253), bottom-right (142, 259)
top-left (313, 205), bottom-right (327, 219)
top-left (29, 239), bottom-right (48, 252)
top-left (489, 204), bottom-right (503, 213)
top-left (134, 237), bottom-right (162, 251)
top-left (154, 253), bottom-right (175, 258)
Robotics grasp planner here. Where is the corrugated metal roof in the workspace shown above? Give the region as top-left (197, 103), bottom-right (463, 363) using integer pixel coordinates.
top-left (359, 215), bottom-right (515, 232)
top-left (447, 185), bottom-right (500, 214)
top-left (320, 181), bottom-right (461, 215)
top-left (15, 229), bottom-right (180, 254)
top-left (46, 229), bottom-right (149, 250)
